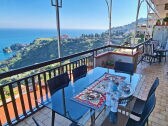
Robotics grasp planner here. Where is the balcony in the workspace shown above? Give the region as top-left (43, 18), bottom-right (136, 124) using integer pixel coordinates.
top-left (0, 41), bottom-right (168, 126)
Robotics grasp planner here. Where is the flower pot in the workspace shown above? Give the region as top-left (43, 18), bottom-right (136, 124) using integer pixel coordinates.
top-left (106, 65), bottom-right (114, 69)
top-left (166, 22), bottom-right (168, 26)
top-left (156, 23), bottom-right (161, 26)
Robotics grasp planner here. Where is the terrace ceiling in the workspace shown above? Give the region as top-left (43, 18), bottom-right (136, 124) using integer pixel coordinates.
top-left (151, 0), bottom-right (168, 18)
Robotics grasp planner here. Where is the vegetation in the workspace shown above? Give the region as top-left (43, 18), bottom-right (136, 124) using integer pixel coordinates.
top-left (163, 17), bottom-right (168, 22)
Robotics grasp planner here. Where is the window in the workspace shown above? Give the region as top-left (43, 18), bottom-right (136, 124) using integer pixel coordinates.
top-left (165, 3), bottom-right (168, 10)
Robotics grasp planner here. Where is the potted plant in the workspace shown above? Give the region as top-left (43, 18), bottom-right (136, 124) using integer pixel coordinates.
top-left (156, 19), bottom-right (161, 26)
top-left (163, 17), bottom-right (168, 26)
top-left (105, 59), bottom-right (114, 69)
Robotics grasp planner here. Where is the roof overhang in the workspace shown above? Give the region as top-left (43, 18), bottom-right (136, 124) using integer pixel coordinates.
top-left (151, 0), bottom-right (168, 18)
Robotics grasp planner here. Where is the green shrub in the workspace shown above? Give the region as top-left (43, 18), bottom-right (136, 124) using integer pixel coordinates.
top-left (163, 17), bottom-right (168, 22)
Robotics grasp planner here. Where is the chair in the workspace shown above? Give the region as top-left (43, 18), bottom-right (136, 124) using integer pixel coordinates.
top-left (139, 42), bottom-right (159, 65)
top-left (140, 53), bottom-right (159, 65)
top-left (114, 61), bottom-right (134, 82)
top-left (131, 77), bottom-right (159, 117)
top-left (47, 72), bottom-right (70, 95)
top-left (47, 72), bottom-right (70, 126)
top-left (126, 93), bottom-right (156, 126)
top-left (72, 65), bottom-right (87, 81)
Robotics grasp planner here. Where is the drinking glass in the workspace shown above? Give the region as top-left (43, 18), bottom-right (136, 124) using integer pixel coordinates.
top-left (110, 91), bottom-right (120, 112)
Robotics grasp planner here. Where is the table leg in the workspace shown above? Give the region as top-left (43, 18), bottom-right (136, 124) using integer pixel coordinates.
top-left (51, 110), bottom-right (55, 126)
top-left (90, 109), bottom-right (95, 126)
top-left (159, 55), bottom-right (161, 62)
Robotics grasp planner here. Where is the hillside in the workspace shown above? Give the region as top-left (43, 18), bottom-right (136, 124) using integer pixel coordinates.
top-left (111, 18), bottom-right (146, 33)
top-left (0, 36), bottom-right (107, 72)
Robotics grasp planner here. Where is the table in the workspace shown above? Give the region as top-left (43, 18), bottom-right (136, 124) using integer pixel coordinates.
top-left (38, 67), bottom-right (142, 126)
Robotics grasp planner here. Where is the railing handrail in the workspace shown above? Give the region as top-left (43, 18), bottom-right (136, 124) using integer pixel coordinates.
top-left (0, 41), bottom-right (149, 80)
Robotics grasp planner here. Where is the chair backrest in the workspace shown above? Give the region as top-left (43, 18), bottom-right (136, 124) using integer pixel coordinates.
top-left (72, 65), bottom-right (87, 81)
top-left (114, 61), bottom-right (134, 75)
top-left (140, 93), bottom-right (156, 125)
top-left (147, 77), bottom-right (159, 99)
top-left (47, 72), bottom-right (70, 95)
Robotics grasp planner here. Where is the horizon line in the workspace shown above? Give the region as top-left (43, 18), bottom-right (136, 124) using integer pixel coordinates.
top-left (0, 27), bottom-right (107, 30)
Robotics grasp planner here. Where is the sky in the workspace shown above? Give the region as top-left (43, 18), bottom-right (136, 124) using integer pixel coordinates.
top-left (0, 0), bottom-right (147, 30)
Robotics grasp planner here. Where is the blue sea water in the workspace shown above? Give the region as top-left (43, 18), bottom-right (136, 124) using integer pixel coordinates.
top-left (0, 28), bottom-right (104, 61)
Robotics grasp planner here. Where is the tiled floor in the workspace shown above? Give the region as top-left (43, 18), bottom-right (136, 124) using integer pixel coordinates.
top-left (15, 62), bottom-right (168, 126)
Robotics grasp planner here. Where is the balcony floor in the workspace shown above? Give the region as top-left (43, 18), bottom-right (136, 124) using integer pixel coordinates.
top-left (15, 62), bottom-right (168, 126)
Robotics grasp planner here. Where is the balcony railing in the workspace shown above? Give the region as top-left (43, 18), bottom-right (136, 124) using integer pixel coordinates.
top-left (0, 41), bottom-right (148, 126)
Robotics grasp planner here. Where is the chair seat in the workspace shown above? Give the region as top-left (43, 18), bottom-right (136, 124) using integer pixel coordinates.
top-left (126, 118), bottom-right (139, 126)
top-left (131, 98), bottom-right (145, 117)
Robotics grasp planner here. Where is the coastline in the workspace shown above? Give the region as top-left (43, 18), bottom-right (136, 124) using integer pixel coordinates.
top-left (0, 28), bottom-right (105, 61)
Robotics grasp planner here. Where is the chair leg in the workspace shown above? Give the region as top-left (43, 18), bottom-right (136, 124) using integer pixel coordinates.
top-left (149, 57), bottom-right (152, 65)
top-left (52, 110), bottom-right (55, 126)
top-left (147, 118), bottom-right (149, 126)
top-left (32, 117), bottom-right (40, 126)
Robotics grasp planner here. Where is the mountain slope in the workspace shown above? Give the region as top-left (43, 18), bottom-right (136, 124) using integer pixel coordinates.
top-left (111, 18), bottom-right (147, 33)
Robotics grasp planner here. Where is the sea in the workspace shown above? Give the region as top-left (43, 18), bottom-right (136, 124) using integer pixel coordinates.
top-left (0, 28), bottom-right (104, 61)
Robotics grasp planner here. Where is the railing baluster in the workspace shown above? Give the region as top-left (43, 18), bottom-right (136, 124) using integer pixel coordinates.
top-left (75, 61), bottom-right (77, 68)
top-left (53, 68), bottom-right (56, 76)
top-left (24, 78), bottom-right (33, 112)
top-left (79, 59), bottom-right (82, 66)
top-left (48, 70), bottom-right (52, 79)
top-left (0, 86), bottom-right (12, 125)
top-left (31, 76), bottom-right (38, 108)
top-left (62, 65), bottom-right (65, 73)
top-left (83, 58), bottom-right (86, 65)
top-left (38, 74), bottom-right (43, 103)
top-left (72, 62), bottom-right (75, 70)
top-left (8, 84), bottom-right (19, 120)
top-left (17, 81), bottom-right (27, 116)
top-left (43, 72), bottom-right (49, 100)
top-left (69, 63), bottom-right (72, 79)
top-left (0, 118), bottom-right (2, 126)
top-left (58, 67), bottom-right (61, 75)
top-left (61, 66), bottom-right (64, 73)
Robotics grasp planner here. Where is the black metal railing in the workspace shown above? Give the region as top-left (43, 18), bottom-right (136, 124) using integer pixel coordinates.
top-left (0, 41), bottom-right (148, 126)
